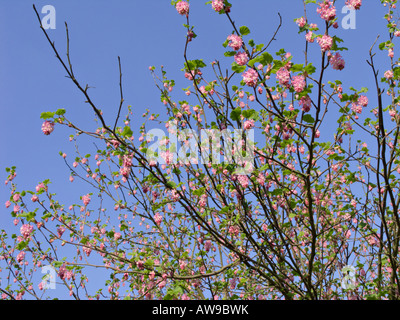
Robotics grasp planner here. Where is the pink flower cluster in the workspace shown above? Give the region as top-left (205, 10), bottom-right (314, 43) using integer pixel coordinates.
top-left (296, 17), bottom-right (306, 28)
top-left (299, 95), bottom-right (312, 112)
top-left (243, 119), bottom-right (255, 130)
top-left (227, 34), bottom-right (243, 51)
top-left (82, 194), bottom-right (91, 206)
top-left (242, 68), bottom-right (258, 87)
top-left (329, 52), bottom-right (345, 70)
top-left (176, 1), bottom-right (189, 16)
top-left (212, 0), bottom-right (224, 12)
top-left (154, 213), bottom-right (163, 226)
top-left (120, 153), bottom-right (133, 178)
top-left (20, 224), bottom-right (34, 239)
top-left (276, 67), bottom-right (290, 87)
top-left (306, 31), bottom-right (315, 43)
top-left (317, 34), bottom-right (333, 52)
top-left (41, 120), bottom-right (54, 135)
top-left (351, 95), bottom-right (368, 114)
top-left (316, 1), bottom-right (336, 21)
top-left (384, 70), bottom-right (394, 80)
top-left (345, 0), bottom-right (362, 10)
top-left (292, 75), bottom-right (306, 93)
top-left (234, 52), bottom-right (249, 66)
top-left (237, 175), bottom-right (249, 189)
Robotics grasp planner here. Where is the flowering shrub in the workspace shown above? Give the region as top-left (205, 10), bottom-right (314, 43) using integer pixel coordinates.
top-left (2, 0), bottom-right (400, 301)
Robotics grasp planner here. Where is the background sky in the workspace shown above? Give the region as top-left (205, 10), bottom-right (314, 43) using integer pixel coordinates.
top-left (0, 0), bottom-right (393, 298)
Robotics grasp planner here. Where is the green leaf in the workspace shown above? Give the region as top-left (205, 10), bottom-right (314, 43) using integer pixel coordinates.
top-left (303, 114), bottom-right (315, 124)
top-left (239, 26), bottom-right (251, 36)
top-left (231, 62), bottom-right (246, 73)
top-left (40, 112), bottom-right (55, 120)
top-left (224, 51), bottom-right (237, 57)
top-left (305, 63), bottom-right (316, 75)
top-left (249, 52), bottom-right (273, 68)
top-left (242, 109), bottom-right (259, 121)
top-left (55, 108), bottom-right (66, 116)
top-left (230, 107), bottom-right (242, 121)
top-left (122, 126), bottom-right (133, 138)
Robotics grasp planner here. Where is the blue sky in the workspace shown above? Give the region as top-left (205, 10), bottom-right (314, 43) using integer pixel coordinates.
top-left (0, 0), bottom-right (393, 298)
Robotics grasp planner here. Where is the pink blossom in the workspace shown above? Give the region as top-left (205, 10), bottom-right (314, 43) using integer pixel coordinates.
top-left (5, 200), bottom-right (11, 208)
top-left (120, 166), bottom-right (131, 178)
top-left (36, 183), bottom-right (46, 193)
top-left (176, 1), bottom-right (189, 16)
top-left (136, 260), bottom-right (145, 270)
top-left (276, 67), bottom-right (290, 87)
top-left (82, 194), bottom-right (91, 206)
top-left (243, 119), bottom-right (255, 130)
top-left (299, 95), bottom-right (312, 112)
top-left (329, 52), bottom-right (345, 70)
top-left (317, 1), bottom-right (336, 21)
top-left (13, 193), bottom-right (20, 202)
top-left (212, 0), bottom-right (224, 12)
top-left (234, 52), bottom-right (249, 66)
top-left (41, 121), bottom-right (55, 135)
top-left (291, 75), bottom-right (306, 92)
top-left (384, 70), bottom-right (394, 80)
top-left (296, 17), bottom-right (306, 28)
top-left (317, 34), bottom-right (333, 52)
top-left (345, 0), bottom-right (362, 10)
top-left (351, 103), bottom-right (362, 114)
top-left (357, 95), bottom-right (368, 107)
top-left (114, 232), bottom-right (122, 241)
top-left (305, 31), bottom-right (315, 43)
top-left (16, 251), bottom-right (25, 263)
top-left (154, 212), bottom-right (163, 226)
top-left (204, 240), bottom-right (212, 252)
top-left (227, 34), bottom-right (243, 51)
top-left (237, 175), bottom-right (249, 189)
top-left (20, 224), bottom-right (34, 239)
top-left (57, 226), bottom-right (65, 238)
top-left (242, 68), bottom-right (258, 87)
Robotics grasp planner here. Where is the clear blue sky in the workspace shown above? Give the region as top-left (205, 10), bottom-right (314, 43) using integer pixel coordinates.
top-left (0, 0), bottom-right (392, 298)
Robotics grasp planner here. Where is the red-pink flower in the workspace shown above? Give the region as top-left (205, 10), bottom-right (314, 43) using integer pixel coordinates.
top-left (227, 34), bottom-right (243, 51)
top-left (212, 0), bottom-right (224, 12)
top-left (176, 1), bottom-right (189, 16)
top-left (36, 183), bottom-right (46, 192)
top-left (234, 52), bottom-right (249, 66)
top-left (316, 1), bottom-right (336, 21)
top-left (20, 224), bottom-right (34, 239)
top-left (305, 31), bottom-right (315, 43)
top-left (243, 119), bottom-right (255, 130)
top-left (120, 166), bottom-right (131, 178)
top-left (345, 0), bottom-right (362, 10)
top-left (276, 67), bottom-right (290, 87)
top-left (291, 75), bottom-right (306, 92)
top-left (237, 175), bottom-right (249, 189)
top-left (296, 17), bottom-right (306, 28)
top-left (41, 120), bottom-right (55, 135)
top-left (329, 52), bottom-right (345, 70)
top-left (384, 70), bottom-right (394, 80)
top-left (242, 68), bottom-right (258, 87)
top-left (154, 212), bottom-right (163, 226)
top-left (317, 34), bottom-right (333, 52)
top-left (358, 95), bottom-right (368, 107)
top-left (16, 251), bottom-right (25, 263)
top-left (299, 95), bottom-right (312, 112)
top-left (82, 194), bottom-right (91, 206)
